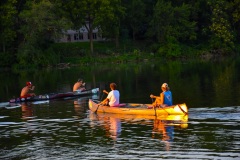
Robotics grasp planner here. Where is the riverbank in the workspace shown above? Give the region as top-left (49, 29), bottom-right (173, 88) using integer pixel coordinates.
top-left (4, 41), bottom-right (239, 70)
top-left (50, 41), bottom-right (239, 66)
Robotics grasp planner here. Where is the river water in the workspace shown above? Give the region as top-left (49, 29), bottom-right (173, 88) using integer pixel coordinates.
top-left (0, 58), bottom-right (240, 159)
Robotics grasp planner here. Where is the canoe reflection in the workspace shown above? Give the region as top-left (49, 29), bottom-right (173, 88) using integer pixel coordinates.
top-left (73, 95), bottom-right (99, 117)
top-left (74, 99), bottom-right (87, 116)
top-left (152, 115), bottom-right (188, 140)
top-left (89, 112), bottom-right (188, 142)
top-left (21, 101), bottom-right (50, 120)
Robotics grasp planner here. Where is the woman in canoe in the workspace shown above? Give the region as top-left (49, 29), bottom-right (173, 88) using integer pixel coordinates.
top-left (150, 83), bottom-right (172, 107)
top-left (20, 81), bottom-right (36, 98)
top-left (99, 83), bottom-right (120, 107)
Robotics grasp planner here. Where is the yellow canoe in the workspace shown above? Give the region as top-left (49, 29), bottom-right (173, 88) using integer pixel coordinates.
top-left (88, 99), bottom-right (188, 116)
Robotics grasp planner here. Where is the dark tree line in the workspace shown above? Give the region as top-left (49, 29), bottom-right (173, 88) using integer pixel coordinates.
top-left (1, 0), bottom-right (240, 67)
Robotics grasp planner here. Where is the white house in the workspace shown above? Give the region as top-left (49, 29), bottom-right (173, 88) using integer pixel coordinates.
top-left (58, 26), bottom-right (104, 42)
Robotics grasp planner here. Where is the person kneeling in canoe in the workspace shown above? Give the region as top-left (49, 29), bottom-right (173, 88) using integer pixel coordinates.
top-left (73, 78), bottom-right (86, 92)
top-left (99, 83), bottom-right (120, 107)
top-left (20, 81), bottom-right (36, 98)
top-left (150, 83), bottom-right (172, 108)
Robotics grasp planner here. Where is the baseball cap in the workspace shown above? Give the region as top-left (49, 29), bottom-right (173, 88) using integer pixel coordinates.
top-left (161, 83), bottom-right (168, 88)
top-left (26, 82), bottom-right (32, 86)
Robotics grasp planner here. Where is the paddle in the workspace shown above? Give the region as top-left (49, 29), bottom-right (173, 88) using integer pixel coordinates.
top-left (95, 90), bottom-right (108, 113)
top-left (151, 98), bottom-right (157, 116)
top-left (177, 104), bottom-right (188, 115)
top-left (151, 98), bottom-right (169, 115)
top-left (100, 90), bottom-right (108, 101)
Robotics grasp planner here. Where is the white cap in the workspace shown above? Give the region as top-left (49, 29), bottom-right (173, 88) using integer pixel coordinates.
top-left (161, 83), bottom-right (168, 88)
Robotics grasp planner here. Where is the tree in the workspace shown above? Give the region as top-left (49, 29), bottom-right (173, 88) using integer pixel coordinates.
top-left (228, 0), bottom-right (240, 43)
top-left (18, 0), bottom-right (70, 66)
top-left (150, 0), bottom-right (196, 44)
top-left (124, 0), bottom-right (146, 41)
top-left (147, 0), bottom-right (196, 57)
top-left (97, 0), bottom-right (125, 49)
top-left (60, 0), bottom-right (125, 55)
top-left (0, 0), bottom-right (17, 53)
top-left (208, 0), bottom-right (234, 50)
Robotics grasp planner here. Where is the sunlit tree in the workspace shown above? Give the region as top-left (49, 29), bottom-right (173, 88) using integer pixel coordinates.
top-left (208, 0), bottom-right (234, 50)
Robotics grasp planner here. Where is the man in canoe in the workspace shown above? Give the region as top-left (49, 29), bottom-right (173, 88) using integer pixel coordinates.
top-left (99, 83), bottom-right (120, 107)
top-left (20, 81), bottom-right (36, 98)
top-left (73, 78), bottom-right (86, 91)
top-left (150, 83), bottom-right (172, 107)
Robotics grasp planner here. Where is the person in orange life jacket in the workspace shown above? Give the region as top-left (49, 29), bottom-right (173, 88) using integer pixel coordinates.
top-left (73, 78), bottom-right (86, 91)
top-left (150, 83), bottom-right (173, 107)
top-left (99, 83), bottom-right (120, 107)
top-left (20, 81), bottom-right (36, 98)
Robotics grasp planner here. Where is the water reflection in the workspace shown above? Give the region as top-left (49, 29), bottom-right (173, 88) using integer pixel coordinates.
top-left (21, 102), bottom-right (34, 120)
top-left (152, 115), bottom-right (188, 151)
top-left (73, 99), bottom-right (87, 117)
top-left (89, 112), bottom-right (188, 145)
top-left (89, 112), bottom-right (121, 141)
top-left (153, 119), bottom-right (174, 141)
top-left (73, 95), bottom-right (99, 117)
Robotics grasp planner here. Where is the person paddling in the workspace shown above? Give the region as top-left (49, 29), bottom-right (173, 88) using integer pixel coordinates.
top-left (150, 83), bottom-right (173, 107)
top-left (20, 81), bottom-right (36, 98)
top-left (99, 83), bottom-right (120, 107)
top-left (73, 78), bottom-right (86, 91)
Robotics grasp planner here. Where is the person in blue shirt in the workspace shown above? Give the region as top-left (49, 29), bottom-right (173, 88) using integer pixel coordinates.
top-left (150, 83), bottom-right (173, 107)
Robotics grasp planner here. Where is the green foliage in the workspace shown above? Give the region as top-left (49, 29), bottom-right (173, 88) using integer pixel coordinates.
top-left (1, 0), bottom-right (240, 68)
top-left (51, 42), bottom-right (89, 58)
top-left (208, 0), bottom-right (234, 49)
top-left (157, 37), bottom-right (181, 58)
top-left (17, 0), bottom-right (71, 67)
top-left (123, 0), bottom-right (146, 40)
top-left (0, 0), bottom-right (17, 53)
top-left (17, 43), bottom-right (40, 67)
top-left (61, 0), bottom-right (125, 53)
top-left (0, 51), bottom-right (16, 67)
top-left (96, 0), bottom-right (126, 48)
top-left (150, 0), bottom-right (196, 44)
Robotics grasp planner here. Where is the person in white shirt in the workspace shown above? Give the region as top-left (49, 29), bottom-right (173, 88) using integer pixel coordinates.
top-left (99, 83), bottom-right (120, 107)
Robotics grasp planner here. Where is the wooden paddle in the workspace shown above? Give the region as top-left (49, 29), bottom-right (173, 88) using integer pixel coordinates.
top-left (151, 98), bottom-right (169, 115)
top-left (177, 104), bottom-right (188, 115)
top-left (95, 90), bottom-right (107, 113)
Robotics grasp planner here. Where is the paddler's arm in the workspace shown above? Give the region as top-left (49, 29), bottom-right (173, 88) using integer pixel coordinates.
top-left (150, 94), bottom-right (158, 99)
top-left (30, 86), bottom-right (35, 91)
top-left (98, 98), bottom-right (109, 105)
top-left (103, 90), bottom-right (109, 94)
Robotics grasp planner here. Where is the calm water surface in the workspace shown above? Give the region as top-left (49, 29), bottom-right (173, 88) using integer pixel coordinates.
top-left (0, 59), bottom-right (240, 159)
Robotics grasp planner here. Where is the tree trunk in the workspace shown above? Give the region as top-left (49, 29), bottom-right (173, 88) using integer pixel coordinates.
top-left (115, 33), bottom-right (119, 49)
top-left (86, 19), bottom-right (94, 56)
top-left (2, 41), bottom-right (5, 53)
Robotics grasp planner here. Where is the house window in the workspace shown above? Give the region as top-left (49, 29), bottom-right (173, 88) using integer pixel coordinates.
top-left (79, 33), bottom-right (83, 40)
top-left (88, 33), bottom-right (97, 39)
top-left (67, 35), bottom-right (71, 42)
top-left (74, 34), bottom-right (79, 40)
top-left (93, 33), bottom-right (97, 39)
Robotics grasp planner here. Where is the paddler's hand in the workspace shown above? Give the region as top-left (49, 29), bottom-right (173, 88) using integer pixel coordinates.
top-left (31, 86), bottom-right (35, 90)
top-left (103, 90), bottom-right (108, 94)
top-left (150, 94), bottom-right (155, 98)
